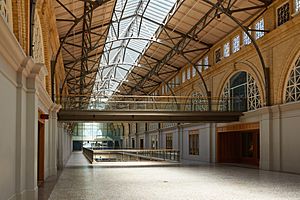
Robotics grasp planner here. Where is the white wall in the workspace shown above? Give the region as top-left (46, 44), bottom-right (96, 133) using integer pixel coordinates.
top-left (57, 123), bottom-right (72, 169)
top-left (161, 128), bottom-right (179, 149)
top-left (278, 102), bottom-right (300, 173)
top-left (0, 16), bottom-right (64, 200)
top-left (181, 124), bottom-right (210, 162)
top-left (0, 66), bottom-right (17, 200)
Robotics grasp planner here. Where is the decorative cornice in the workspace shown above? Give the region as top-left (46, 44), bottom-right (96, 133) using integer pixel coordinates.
top-left (279, 101), bottom-right (300, 113)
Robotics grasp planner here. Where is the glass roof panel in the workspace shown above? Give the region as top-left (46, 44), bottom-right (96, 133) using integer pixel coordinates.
top-left (92, 0), bottom-right (177, 99)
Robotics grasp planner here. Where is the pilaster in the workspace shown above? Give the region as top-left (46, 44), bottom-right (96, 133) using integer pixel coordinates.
top-left (48, 104), bottom-right (61, 176)
top-left (24, 59), bottom-right (42, 200)
top-left (209, 123), bottom-right (216, 163)
top-left (259, 107), bottom-right (272, 170)
top-left (178, 125), bottom-right (183, 158)
top-left (15, 63), bottom-right (26, 199)
top-left (270, 105), bottom-right (282, 171)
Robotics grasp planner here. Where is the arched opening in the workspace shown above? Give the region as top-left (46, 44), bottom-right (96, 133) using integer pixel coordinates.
top-left (220, 71), bottom-right (261, 112)
top-left (217, 71), bottom-right (261, 167)
top-left (285, 56), bottom-right (300, 103)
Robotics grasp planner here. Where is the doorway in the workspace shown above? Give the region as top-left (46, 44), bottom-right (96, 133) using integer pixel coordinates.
top-left (217, 123), bottom-right (260, 167)
top-left (131, 138), bottom-right (135, 149)
top-left (38, 120), bottom-right (45, 186)
top-left (140, 138), bottom-right (144, 149)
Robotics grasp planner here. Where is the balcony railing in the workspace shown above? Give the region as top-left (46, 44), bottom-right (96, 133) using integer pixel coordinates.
top-left (83, 148), bottom-right (180, 163)
top-left (59, 94), bottom-right (247, 112)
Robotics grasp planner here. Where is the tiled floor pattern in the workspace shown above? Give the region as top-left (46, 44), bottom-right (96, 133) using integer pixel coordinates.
top-left (44, 152), bottom-right (300, 200)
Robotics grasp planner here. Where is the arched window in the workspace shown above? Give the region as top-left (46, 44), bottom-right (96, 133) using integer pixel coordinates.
top-left (220, 71), bottom-right (261, 111)
top-left (285, 57), bottom-right (300, 102)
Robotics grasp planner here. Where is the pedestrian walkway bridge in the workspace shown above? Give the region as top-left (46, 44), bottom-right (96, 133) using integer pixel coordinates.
top-left (57, 95), bottom-right (244, 122)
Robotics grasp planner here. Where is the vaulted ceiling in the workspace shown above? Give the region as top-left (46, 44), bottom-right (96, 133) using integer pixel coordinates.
top-left (53, 0), bottom-right (272, 108)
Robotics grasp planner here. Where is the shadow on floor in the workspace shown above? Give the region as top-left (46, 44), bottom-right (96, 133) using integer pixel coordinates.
top-left (38, 170), bottom-right (62, 200)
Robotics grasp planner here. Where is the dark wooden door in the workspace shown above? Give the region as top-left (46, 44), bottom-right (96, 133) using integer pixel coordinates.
top-left (217, 131), bottom-right (259, 166)
top-left (38, 121), bottom-right (45, 186)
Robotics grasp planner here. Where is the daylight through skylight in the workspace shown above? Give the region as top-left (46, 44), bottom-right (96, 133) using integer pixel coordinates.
top-left (92, 0), bottom-right (177, 99)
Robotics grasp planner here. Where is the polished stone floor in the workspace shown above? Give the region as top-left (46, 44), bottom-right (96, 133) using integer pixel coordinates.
top-left (45, 152), bottom-right (300, 200)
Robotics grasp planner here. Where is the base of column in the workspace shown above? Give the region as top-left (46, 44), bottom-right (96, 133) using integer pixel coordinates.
top-left (19, 187), bottom-right (38, 200)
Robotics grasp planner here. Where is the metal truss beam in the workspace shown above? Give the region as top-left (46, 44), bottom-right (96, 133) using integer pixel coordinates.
top-left (52, 0), bottom-right (113, 101)
top-left (127, 1), bottom-right (222, 97)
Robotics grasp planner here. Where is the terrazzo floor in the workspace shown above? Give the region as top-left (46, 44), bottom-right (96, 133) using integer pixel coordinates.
top-left (44, 152), bottom-right (300, 200)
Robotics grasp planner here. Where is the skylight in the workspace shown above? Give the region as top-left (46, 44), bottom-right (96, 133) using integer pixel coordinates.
top-left (92, 0), bottom-right (177, 99)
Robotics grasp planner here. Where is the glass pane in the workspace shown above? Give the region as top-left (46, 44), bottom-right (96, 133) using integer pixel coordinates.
top-left (230, 71), bottom-right (247, 87)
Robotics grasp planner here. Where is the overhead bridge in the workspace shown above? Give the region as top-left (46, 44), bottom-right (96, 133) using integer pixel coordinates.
top-left (57, 110), bottom-right (243, 122)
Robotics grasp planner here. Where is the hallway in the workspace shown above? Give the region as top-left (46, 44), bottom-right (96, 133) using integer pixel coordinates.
top-left (44, 152), bottom-right (300, 200)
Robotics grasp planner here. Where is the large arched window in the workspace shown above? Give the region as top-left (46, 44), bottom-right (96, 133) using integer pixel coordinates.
top-left (220, 71), bottom-right (261, 111)
top-left (285, 57), bottom-right (300, 102)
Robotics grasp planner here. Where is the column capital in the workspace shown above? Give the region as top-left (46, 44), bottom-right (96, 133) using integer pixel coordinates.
top-left (21, 57), bottom-right (34, 77)
top-left (50, 103), bottom-right (62, 113)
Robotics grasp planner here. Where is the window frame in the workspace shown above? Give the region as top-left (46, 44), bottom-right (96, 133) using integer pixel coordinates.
top-left (223, 42), bottom-right (230, 58)
top-left (166, 134), bottom-right (173, 149)
top-left (197, 59), bottom-right (203, 72)
top-left (189, 131), bottom-right (199, 155)
top-left (192, 65), bottom-right (196, 77)
top-left (232, 34), bottom-right (240, 53)
top-left (295, 0), bottom-right (300, 13)
top-left (255, 18), bottom-right (265, 40)
top-left (243, 30), bottom-right (252, 46)
top-left (215, 48), bottom-right (222, 63)
top-left (285, 56), bottom-right (300, 103)
top-left (186, 66), bottom-right (191, 80)
top-left (203, 55), bottom-right (209, 70)
top-left (182, 68), bottom-right (186, 83)
top-left (276, 1), bottom-right (290, 27)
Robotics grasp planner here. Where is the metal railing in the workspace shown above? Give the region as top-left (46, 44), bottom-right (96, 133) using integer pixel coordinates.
top-left (82, 148), bottom-right (180, 163)
top-left (83, 147), bottom-right (94, 163)
top-left (60, 95), bottom-right (247, 112)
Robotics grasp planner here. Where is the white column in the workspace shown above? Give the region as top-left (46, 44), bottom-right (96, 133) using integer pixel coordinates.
top-left (270, 105), bottom-right (281, 171)
top-left (24, 63), bottom-right (41, 200)
top-left (158, 129), bottom-right (162, 148)
top-left (49, 104), bottom-right (61, 176)
top-left (57, 122), bottom-right (64, 170)
top-left (260, 107), bottom-right (272, 170)
top-left (15, 66), bottom-right (26, 199)
top-left (144, 131), bottom-right (149, 149)
top-left (209, 123), bottom-right (216, 163)
top-left (178, 125), bottom-right (183, 159)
